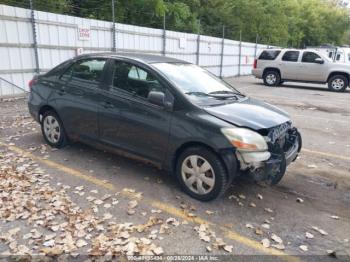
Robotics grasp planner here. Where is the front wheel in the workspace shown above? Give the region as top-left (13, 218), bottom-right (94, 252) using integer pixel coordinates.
top-left (41, 111), bottom-right (68, 148)
top-left (263, 70), bottom-right (281, 87)
top-left (176, 147), bottom-right (228, 201)
top-left (328, 75), bottom-right (348, 92)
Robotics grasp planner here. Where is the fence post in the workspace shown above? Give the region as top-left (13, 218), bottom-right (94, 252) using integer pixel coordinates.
top-left (162, 14), bottom-right (166, 56)
top-left (196, 19), bottom-right (201, 65)
top-left (219, 25), bottom-right (225, 79)
top-left (254, 34), bottom-right (258, 58)
top-left (238, 30), bottom-right (242, 76)
top-left (111, 0), bottom-right (116, 51)
top-left (29, 0), bottom-right (39, 74)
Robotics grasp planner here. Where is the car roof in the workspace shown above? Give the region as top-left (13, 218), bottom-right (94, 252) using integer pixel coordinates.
top-left (75, 52), bottom-right (189, 64)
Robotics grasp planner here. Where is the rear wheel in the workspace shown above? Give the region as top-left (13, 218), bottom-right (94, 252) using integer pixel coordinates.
top-left (176, 147), bottom-right (228, 201)
top-left (263, 70), bottom-right (281, 86)
top-left (41, 111), bottom-right (68, 148)
top-left (328, 75), bottom-right (348, 92)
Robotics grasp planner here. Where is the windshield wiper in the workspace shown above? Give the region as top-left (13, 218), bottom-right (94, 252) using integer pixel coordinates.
top-left (208, 90), bottom-right (238, 95)
top-left (185, 91), bottom-right (210, 96)
top-left (186, 91), bottom-right (239, 100)
top-left (220, 79), bottom-right (245, 96)
top-left (208, 91), bottom-right (240, 99)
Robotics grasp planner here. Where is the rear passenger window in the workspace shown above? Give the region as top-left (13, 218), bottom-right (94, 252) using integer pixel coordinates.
top-left (62, 58), bottom-right (107, 82)
top-left (46, 60), bottom-right (73, 78)
top-left (282, 51), bottom-right (299, 62)
top-left (258, 50), bottom-right (281, 60)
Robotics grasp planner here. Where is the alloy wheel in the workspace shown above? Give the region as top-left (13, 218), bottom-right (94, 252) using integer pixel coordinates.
top-left (331, 78), bottom-right (345, 90)
top-left (266, 73), bottom-right (277, 85)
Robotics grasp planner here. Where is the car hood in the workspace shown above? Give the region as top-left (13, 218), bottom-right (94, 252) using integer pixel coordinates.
top-left (204, 97), bottom-right (290, 130)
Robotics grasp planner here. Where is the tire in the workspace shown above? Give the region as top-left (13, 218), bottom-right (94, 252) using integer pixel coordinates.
top-left (175, 147), bottom-right (228, 201)
top-left (41, 111), bottom-right (68, 148)
top-left (328, 75), bottom-right (348, 92)
top-left (263, 70), bottom-right (281, 87)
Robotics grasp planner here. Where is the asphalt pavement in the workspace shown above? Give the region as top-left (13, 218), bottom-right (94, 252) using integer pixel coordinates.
top-left (0, 76), bottom-right (349, 260)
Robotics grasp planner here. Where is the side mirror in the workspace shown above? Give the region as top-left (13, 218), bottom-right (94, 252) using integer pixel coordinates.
top-left (315, 58), bottom-right (324, 64)
top-left (148, 91), bottom-right (166, 107)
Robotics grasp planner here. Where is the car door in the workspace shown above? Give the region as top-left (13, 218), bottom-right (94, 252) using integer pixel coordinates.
top-left (53, 58), bottom-right (108, 141)
top-left (98, 59), bottom-right (173, 163)
top-left (279, 51), bottom-right (301, 80)
top-left (300, 51), bottom-right (328, 82)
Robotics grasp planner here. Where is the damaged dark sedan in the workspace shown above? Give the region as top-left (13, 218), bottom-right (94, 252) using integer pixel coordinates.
top-left (28, 53), bottom-right (302, 201)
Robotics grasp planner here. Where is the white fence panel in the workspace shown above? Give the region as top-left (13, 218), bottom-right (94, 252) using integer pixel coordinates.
top-left (0, 4), bottom-right (269, 96)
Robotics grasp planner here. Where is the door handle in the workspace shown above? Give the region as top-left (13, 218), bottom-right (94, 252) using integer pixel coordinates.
top-left (103, 101), bottom-right (115, 109)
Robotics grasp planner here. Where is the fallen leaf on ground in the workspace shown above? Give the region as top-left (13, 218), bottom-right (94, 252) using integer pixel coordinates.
top-left (76, 239), bottom-right (87, 248)
top-left (305, 232), bottom-right (314, 239)
top-left (223, 245), bottom-right (233, 253)
top-left (255, 228), bottom-right (263, 235)
top-left (299, 245), bottom-right (308, 252)
top-left (261, 224), bottom-right (270, 229)
top-left (127, 209), bottom-right (136, 215)
top-left (311, 226), bottom-right (328, 236)
top-left (261, 238), bottom-right (270, 248)
top-left (41, 247), bottom-right (63, 256)
top-left (238, 194), bottom-right (246, 199)
top-left (152, 247), bottom-right (163, 255)
top-left (296, 198), bottom-right (304, 203)
top-left (271, 234), bottom-right (283, 244)
top-left (128, 200), bottom-right (138, 209)
top-left (271, 243), bottom-right (285, 250)
top-left (103, 203), bottom-right (111, 209)
top-left (264, 208), bottom-right (273, 213)
top-left (307, 164), bottom-right (317, 169)
top-left (93, 199), bottom-right (103, 205)
top-left (246, 223), bottom-right (254, 229)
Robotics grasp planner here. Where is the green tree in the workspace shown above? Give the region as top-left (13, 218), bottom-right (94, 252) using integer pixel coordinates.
top-left (1, 0), bottom-right (349, 47)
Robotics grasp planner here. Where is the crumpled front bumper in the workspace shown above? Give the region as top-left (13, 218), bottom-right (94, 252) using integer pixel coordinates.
top-left (236, 128), bottom-right (302, 182)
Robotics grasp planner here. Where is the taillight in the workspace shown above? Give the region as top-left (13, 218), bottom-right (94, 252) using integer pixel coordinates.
top-left (28, 79), bottom-right (36, 90)
top-left (253, 59), bottom-right (257, 69)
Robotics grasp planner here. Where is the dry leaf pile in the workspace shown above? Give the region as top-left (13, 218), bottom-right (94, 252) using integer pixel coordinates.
top-left (0, 149), bottom-right (166, 257)
top-left (194, 224), bottom-right (233, 253)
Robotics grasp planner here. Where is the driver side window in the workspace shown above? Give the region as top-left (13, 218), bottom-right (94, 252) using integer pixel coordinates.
top-left (111, 61), bottom-right (163, 99)
top-left (302, 52), bottom-right (321, 63)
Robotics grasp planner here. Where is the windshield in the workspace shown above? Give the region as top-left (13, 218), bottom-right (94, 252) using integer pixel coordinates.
top-left (152, 63), bottom-right (242, 102)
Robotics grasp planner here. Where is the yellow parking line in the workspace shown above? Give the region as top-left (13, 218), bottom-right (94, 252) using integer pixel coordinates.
top-left (1, 142), bottom-right (116, 191)
top-left (152, 201), bottom-right (298, 261)
top-left (0, 141), bottom-right (300, 261)
top-left (302, 148), bottom-right (350, 161)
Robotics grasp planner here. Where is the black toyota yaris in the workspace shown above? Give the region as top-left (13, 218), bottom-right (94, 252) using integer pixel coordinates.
top-left (28, 53), bottom-right (302, 201)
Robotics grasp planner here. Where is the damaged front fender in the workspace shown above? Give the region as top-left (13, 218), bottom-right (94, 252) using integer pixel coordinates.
top-left (237, 128), bottom-right (302, 185)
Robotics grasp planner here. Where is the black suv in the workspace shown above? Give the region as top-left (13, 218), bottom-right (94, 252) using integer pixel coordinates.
top-left (28, 53), bottom-right (302, 201)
